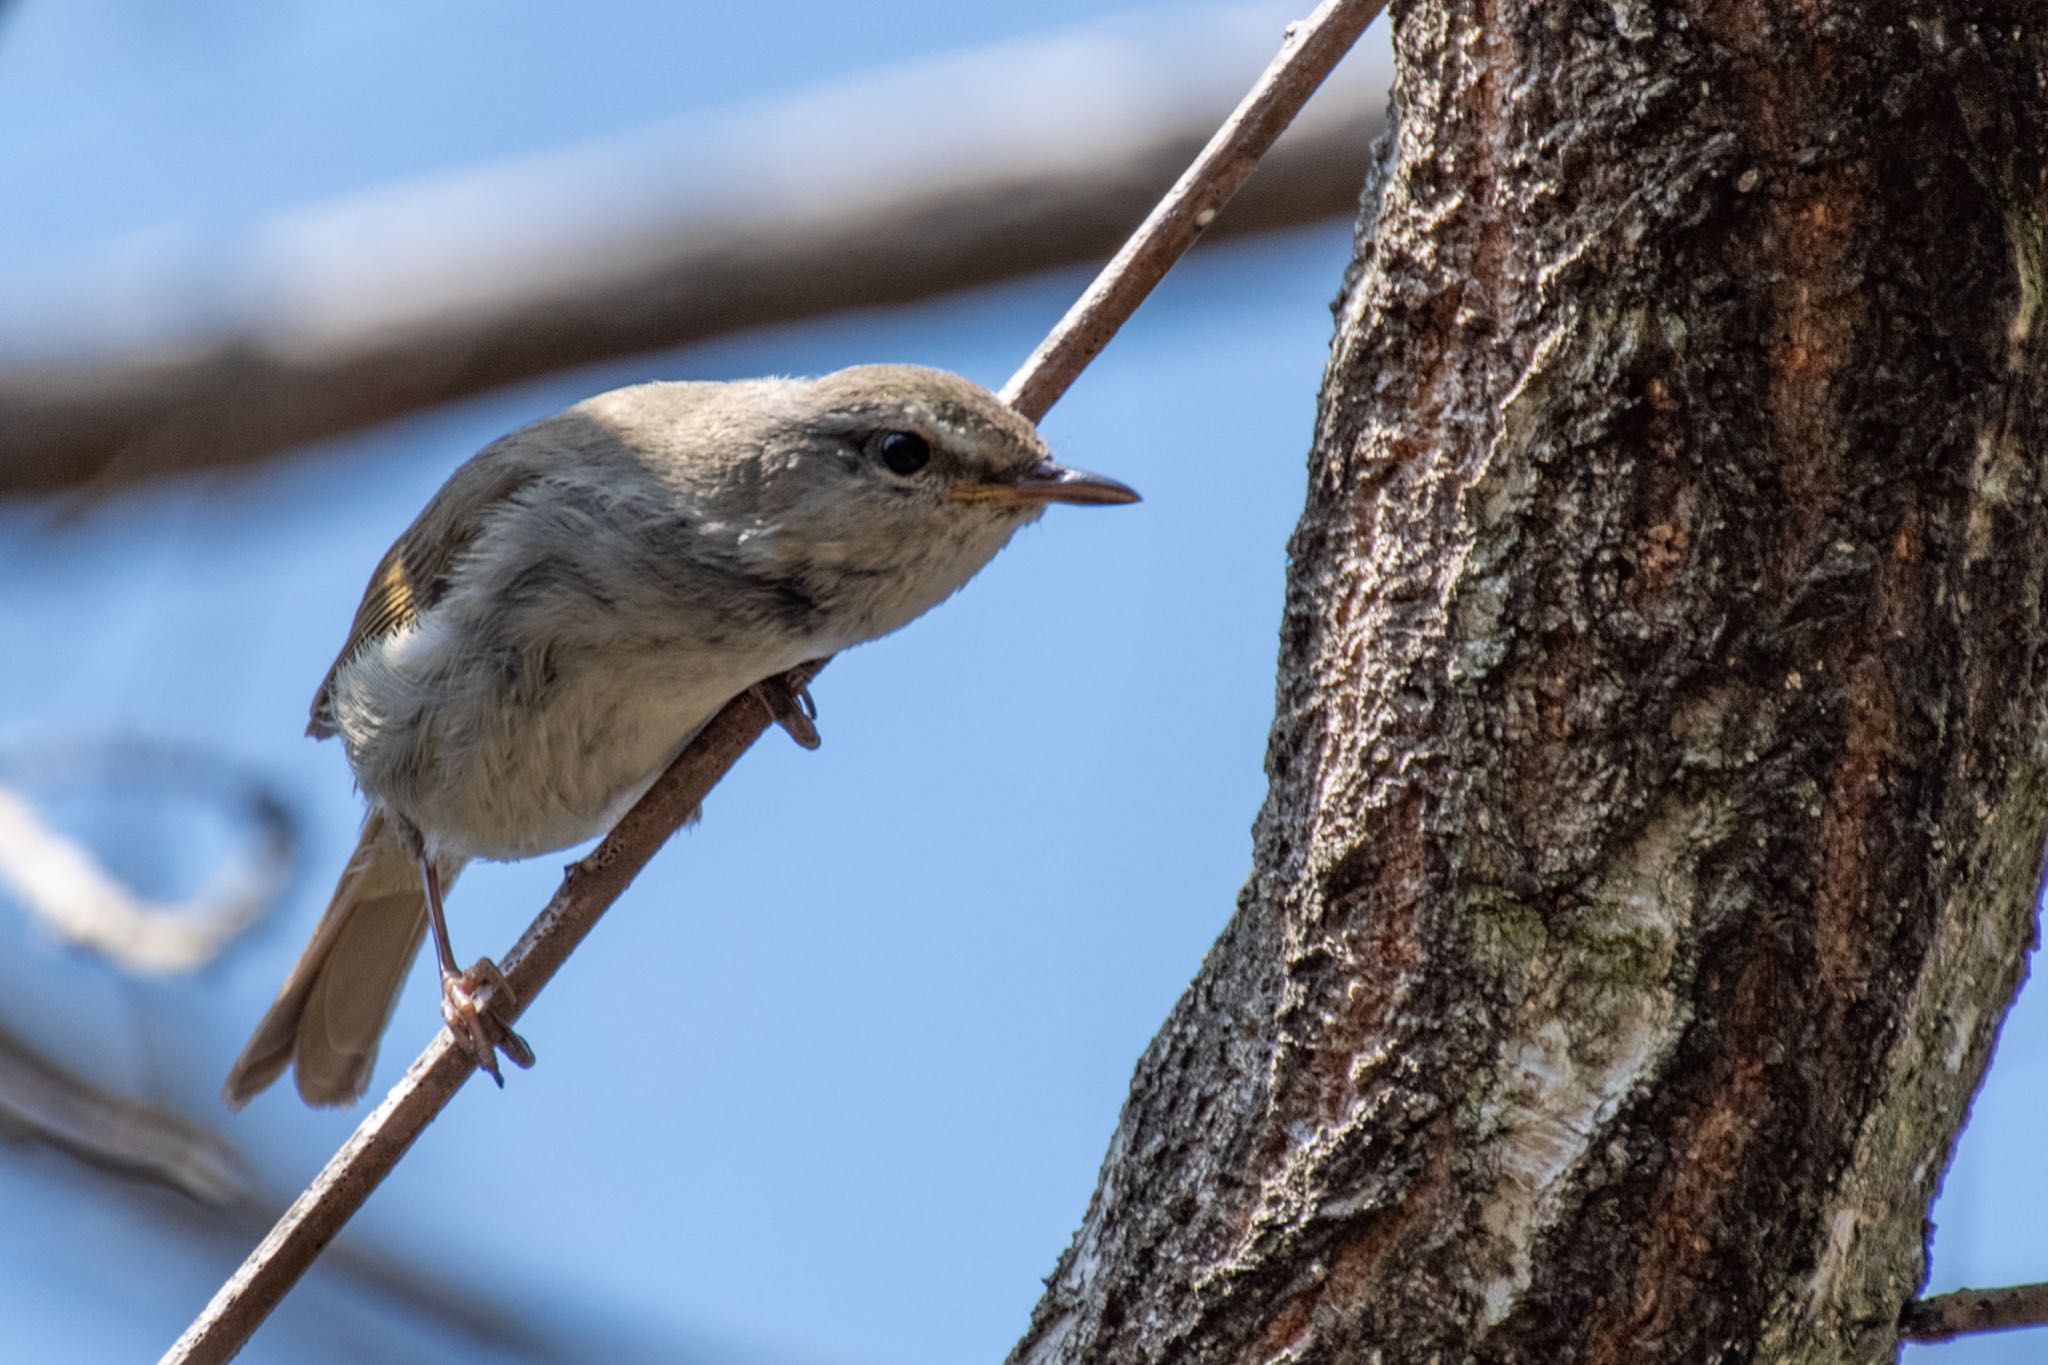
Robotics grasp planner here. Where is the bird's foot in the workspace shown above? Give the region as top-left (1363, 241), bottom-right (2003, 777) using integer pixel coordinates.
top-left (752, 670), bottom-right (822, 750)
top-left (441, 958), bottom-right (536, 1087)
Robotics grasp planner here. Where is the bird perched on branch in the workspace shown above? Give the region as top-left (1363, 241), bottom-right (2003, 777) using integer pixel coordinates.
top-left (223, 364), bottom-right (1137, 1108)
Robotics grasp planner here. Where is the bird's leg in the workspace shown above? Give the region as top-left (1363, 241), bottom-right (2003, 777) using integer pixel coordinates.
top-left (417, 852), bottom-right (536, 1086)
top-left (751, 668), bottom-right (822, 750)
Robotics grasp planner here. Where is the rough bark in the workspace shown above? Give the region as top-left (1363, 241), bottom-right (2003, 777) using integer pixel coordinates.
top-left (1013, 3), bottom-right (2048, 1363)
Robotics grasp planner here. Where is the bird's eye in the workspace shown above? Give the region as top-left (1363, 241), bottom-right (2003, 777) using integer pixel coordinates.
top-left (872, 430), bottom-right (931, 476)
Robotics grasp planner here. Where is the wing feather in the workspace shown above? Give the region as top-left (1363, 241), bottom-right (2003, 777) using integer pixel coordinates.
top-left (306, 449), bottom-right (545, 738)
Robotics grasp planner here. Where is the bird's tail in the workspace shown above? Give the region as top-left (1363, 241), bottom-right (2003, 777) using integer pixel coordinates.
top-left (223, 810), bottom-right (459, 1108)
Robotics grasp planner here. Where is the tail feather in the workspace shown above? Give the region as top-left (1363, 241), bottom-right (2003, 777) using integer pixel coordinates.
top-left (223, 810), bottom-right (460, 1109)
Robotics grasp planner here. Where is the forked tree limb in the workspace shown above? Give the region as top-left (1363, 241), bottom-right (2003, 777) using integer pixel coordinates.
top-left (160, 2), bottom-right (1387, 1361)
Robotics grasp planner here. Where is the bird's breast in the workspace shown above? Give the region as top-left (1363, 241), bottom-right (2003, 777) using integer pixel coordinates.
top-left (330, 607), bottom-right (803, 862)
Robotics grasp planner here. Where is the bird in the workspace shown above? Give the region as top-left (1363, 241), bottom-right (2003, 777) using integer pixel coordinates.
top-left (223, 364), bottom-right (1137, 1107)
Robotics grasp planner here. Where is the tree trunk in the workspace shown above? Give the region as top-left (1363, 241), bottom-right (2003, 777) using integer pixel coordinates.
top-left (1012, 3), bottom-right (2048, 1362)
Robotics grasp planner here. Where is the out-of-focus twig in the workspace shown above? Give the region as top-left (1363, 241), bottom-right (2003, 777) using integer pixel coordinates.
top-left (0, 1021), bottom-right (571, 1356)
top-left (0, 739), bottom-right (296, 974)
top-left (0, 1020), bottom-right (247, 1205)
top-left (1, 3), bottom-right (1390, 499)
top-left (163, 3), bottom-right (1386, 1360)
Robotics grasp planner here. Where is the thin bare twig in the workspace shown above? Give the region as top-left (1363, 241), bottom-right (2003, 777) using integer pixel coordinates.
top-left (160, 681), bottom-right (796, 1365)
top-left (1001, 0), bottom-right (1385, 419)
top-left (0, 737), bottom-right (297, 974)
top-left (162, 3), bottom-right (1385, 1360)
top-left (146, 1181), bottom-right (578, 1362)
top-left (0, 1027), bottom-right (569, 1355)
top-left (0, 1021), bottom-right (247, 1206)
top-left (1901, 1282), bottom-right (2048, 1342)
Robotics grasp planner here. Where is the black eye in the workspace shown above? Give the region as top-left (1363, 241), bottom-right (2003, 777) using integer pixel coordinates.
top-left (872, 430), bottom-right (930, 476)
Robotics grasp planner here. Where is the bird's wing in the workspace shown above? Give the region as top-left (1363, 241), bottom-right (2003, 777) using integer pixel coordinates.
top-left (306, 449), bottom-right (543, 739)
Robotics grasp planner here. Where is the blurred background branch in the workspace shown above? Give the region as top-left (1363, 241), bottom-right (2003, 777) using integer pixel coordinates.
top-left (0, 1018), bottom-right (246, 1204)
top-left (0, 738), bottom-right (297, 974)
top-left (0, 735), bottom-right (566, 1349)
top-left (0, 6), bottom-right (1390, 498)
top-left (0, 1019), bottom-right (577, 1360)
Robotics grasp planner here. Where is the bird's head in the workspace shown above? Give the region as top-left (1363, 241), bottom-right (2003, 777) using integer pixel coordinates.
top-left (730, 364), bottom-right (1139, 643)
top-left (577, 363), bottom-right (1136, 651)
top-left (785, 362), bottom-right (1135, 511)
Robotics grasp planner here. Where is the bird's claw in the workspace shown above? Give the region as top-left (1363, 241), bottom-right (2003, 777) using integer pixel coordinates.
top-left (753, 671), bottom-right (822, 750)
top-left (441, 958), bottom-right (535, 1087)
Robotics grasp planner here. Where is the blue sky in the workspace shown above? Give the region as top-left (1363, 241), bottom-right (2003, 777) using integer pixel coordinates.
top-left (0, 4), bottom-right (2040, 1363)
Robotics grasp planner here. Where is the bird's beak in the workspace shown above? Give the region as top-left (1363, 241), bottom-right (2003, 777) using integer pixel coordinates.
top-left (952, 461), bottom-right (1142, 509)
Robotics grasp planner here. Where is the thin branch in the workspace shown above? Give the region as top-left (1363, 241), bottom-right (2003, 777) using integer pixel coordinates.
top-left (148, 1183), bottom-right (578, 1362)
top-left (4, 7), bottom-right (1391, 499)
top-left (1001, 0), bottom-right (1386, 419)
top-left (1901, 1282), bottom-right (2048, 1343)
top-left (0, 1028), bottom-right (568, 1355)
top-left (0, 737), bottom-right (297, 974)
top-left (0, 1021), bottom-right (247, 1206)
top-left (162, 3), bottom-right (1386, 1360)
top-left (161, 682), bottom-right (792, 1365)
